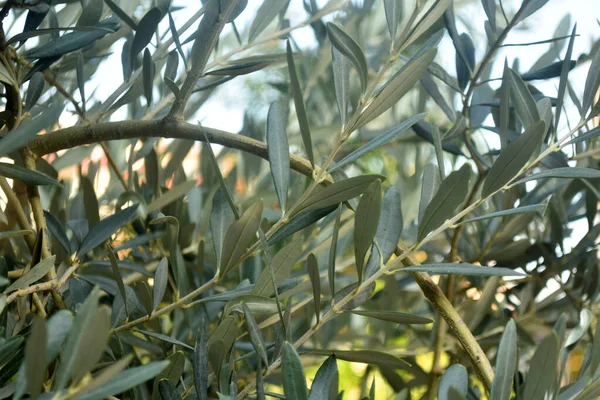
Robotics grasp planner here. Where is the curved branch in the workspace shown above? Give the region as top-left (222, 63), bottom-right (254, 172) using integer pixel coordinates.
top-left (29, 120), bottom-right (319, 181)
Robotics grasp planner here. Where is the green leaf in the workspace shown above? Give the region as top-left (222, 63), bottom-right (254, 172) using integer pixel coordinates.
top-left (508, 68), bottom-right (541, 129)
top-left (248, 0), bottom-right (289, 43)
top-left (220, 200), bottom-right (263, 277)
top-left (0, 162), bottom-right (60, 186)
top-left (193, 323), bottom-right (209, 400)
top-left (404, 0), bottom-right (451, 49)
top-left (5, 256), bottom-right (55, 293)
top-left (490, 320), bottom-right (517, 400)
top-left (517, 0), bottom-right (551, 22)
top-left (329, 204), bottom-right (342, 297)
top-left (331, 282), bottom-right (375, 312)
top-left (308, 356), bottom-right (338, 400)
top-left (107, 247), bottom-right (127, 316)
top-left (573, 376), bottom-right (600, 400)
top-left (354, 49), bottom-right (436, 129)
top-left (77, 360), bottom-right (170, 400)
top-left (565, 125), bottom-right (600, 145)
top-left (77, 0), bottom-right (103, 27)
top-left (55, 286), bottom-right (100, 389)
top-left (282, 342), bottom-right (308, 400)
top-left (384, 0), bottom-right (403, 40)
top-left (455, 33), bottom-right (475, 91)
top-left (401, 263), bottom-right (526, 277)
top-left (0, 103), bottom-right (64, 158)
top-left (136, 329), bottom-right (193, 351)
top-left (438, 364), bottom-right (468, 400)
top-left (286, 40), bottom-right (314, 166)
top-left (329, 113), bottom-right (426, 173)
top-left (167, 11), bottom-right (187, 69)
top-left (522, 332), bottom-right (559, 400)
top-left (104, 0), bottom-right (138, 30)
top-left (226, 295), bottom-right (280, 315)
top-left (252, 238), bottom-right (301, 297)
top-left (206, 60), bottom-right (272, 76)
top-left (158, 379), bottom-right (178, 400)
top-left (44, 211), bottom-right (71, 254)
top-left (310, 349), bottom-right (407, 369)
top-left (515, 167), bottom-right (600, 184)
top-left (243, 302), bottom-right (269, 366)
top-left (45, 310), bottom-right (74, 364)
top-left (307, 253), bottom-right (321, 323)
top-left (431, 123), bottom-right (445, 179)
top-left (354, 180), bottom-right (382, 283)
top-left (267, 100), bottom-right (290, 214)
top-left (77, 204), bottom-right (140, 257)
top-left (365, 186), bottom-right (403, 278)
top-left (418, 164), bottom-right (471, 241)
top-left (482, 121), bottom-right (546, 197)
top-left (482, 0), bottom-right (496, 32)
top-left (152, 257), bottom-right (168, 311)
top-left (460, 203), bottom-right (547, 224)
top-left (332, 46), bottom-right (350, 126)
top-left (25, 317), bottom-right (46, 399)
top-left (24, 72), bottom-right (45, 111)
top-left (292, 175), bottom-right (383, 217)
top-left (76, 52), bottom-right (86, 114)
top-left (418, 163), bottom-right (441, 225)
top-left (326, 22), bottom-right (368, 93)
top-left (499, 61), bottom-right (510, 148)
top-left (25, 19), bottom-right (119, 59)
top-left (143, 48), bottom-right (155, 107)
top-left (210, 187), bottom-right (235, 271)
top-left (347, 310), bottom-right (433, 324)
top-left (582, 47), bottom-right (600, 117)
top-left (70, 307), bottom-right (111, 383)
top-left (130, 8), bottom-right (162, 65)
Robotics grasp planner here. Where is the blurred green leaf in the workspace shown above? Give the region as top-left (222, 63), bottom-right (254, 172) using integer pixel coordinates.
top-left (522, 332), bottom-right (559, 400)
top-left (5, 256), bottom-right (55, 293)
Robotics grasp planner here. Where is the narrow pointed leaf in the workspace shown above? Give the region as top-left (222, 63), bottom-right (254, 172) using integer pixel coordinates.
top-left (71, 307), bottom-right (111, 383)
top-left (308, 356), bottom-right (338, 400)
top-left (582, 46), bottom-right (600, 117)
top-left (242, 302), bottom-right (269, 366)
top-left (482, 121), bottom-right (546, 197)
top-left (418, 164), bottom-right (441, 225)
top-left (193, 323), bottom-right (209, 400)
top-left (292, 175), bottom-right (383, 217)
top-left (130, 8), bottom-right (162, 64)
top-left (307, 254), bottom-right (321, 323)
top-left (136, 329), bottom-right (193, 350)
top-left (286, 40), bottom-right (314, 166)
top-left (460, 203), bottom-right (547, 224)
top-left (329, 204), bottom-right (342, 297)
top-left (499, 61), bottom-right (510, 148)
top-left (248, 0), bottom-right (288, 43)
top-left (0, 162), bottom-right (60, 186)
top-left (76, 360), bottom-right (170, 400)
top-left (206, 60), bottom-right (272, 76)
top-left (310, 350), bottom-right (407, 369)
top-left (455, 33), bottom-right (475, 91)
top-left (143, 48), bottom-right (154, 107)
top-left (384, 0), bottom-right (402, 40)
top-left (104, 0), bottom-right (138, 30)
top-left (490, 320), bottom-right (517, 400)
top-left (267, 100), bottom-right (290, 213)
top-left (516, 167), bottom-right (600, 184)
top-left (508, 69), bottom-right (541, 128)
top-left (431, 123), bottom-right (445, 179)
top-left (220, 200), bottom-right (263, 277)
top-left (282, 342), bottom-right (308, 400)
top-left (354, 49), bottom-right (436, 128)
top-left (418, 164), bottom-right (471, 241)
top-left (332, 46), bottom-right (350, 126)
top-left (326, 22), bottom-right (368, 93)
top-left (565, 126), bottom-right (600, 145)
top-left (25, 72), bottom-right (45, 111)
top-left (354, 180), bottom-right (381, 283)
top-left (5, 256), bottom-right (55, 293)
top-left (522, 332), bottom-right (559, 400)
top-left (347, 310), bottom-right (433, 324)
top-left (329, 113), bottom-right (426, 173)
top-left (167, 11), bottom-right (187, 69)
top-left (152, 257), bottom-right (168, 311)
top-left (210, 187), bottom-right (235, 269)
top-left (25, 317), bottom-right (47, 399)
top-left (0, 103), bottom-right (64, 158)
top-left (267, 206), bottom-right (336, 245)
top-left (77, 204), bottom-right (140, 256)
top-left (404, 0), bottom-right (451, 48)
top-left (401, 263), bottom-right (526, 277)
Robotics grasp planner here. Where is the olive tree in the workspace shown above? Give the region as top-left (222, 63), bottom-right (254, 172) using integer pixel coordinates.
top-left (0, 0), bottom-right (599, 399)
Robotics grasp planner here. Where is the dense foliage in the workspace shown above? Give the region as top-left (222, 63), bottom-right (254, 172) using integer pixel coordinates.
top-left (0, 0), bottom-right (598, 398)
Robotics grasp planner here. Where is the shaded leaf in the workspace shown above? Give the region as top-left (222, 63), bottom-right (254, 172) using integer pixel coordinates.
top-left (499, 61), bottom-right (511, 148)
top-left (307, 253), bottom-right (321, 323)
top-left (267, 100), bottom-right (290, 213)
top-left (253, 238), bottom-right (302, 297)
top-left (137, 329), bottom-right (193, 351)
top-left (460, 203), bottom-right (547, 224)
top-left (401, 263), bottom-right (526, 277)
top-left (143, 48), bottom-right (155, 107)
top-left (326, 22), bottom-right (368, 93)
top-left (354, 180), bottom-right (381, 283)
top-left (286, 40), bottom-right (314, 166)
top-left (70, 307), bottom-right (111, 383)
top-left (248, 0), bottom-right (289, 43)
top-left (310, 350), bottom-right (407, 369)
top-left (455, 33), bottom-right (475, 91)
top-left (242, 302), bottom-right (269, 366)
top-left (347, 310), bottom-right (432, 324)
top-left (206, 60), bottom-right (272, 76)
top-left (354, 49), bottom-right (436, 129)
top-left (522, 333), bottom-right (559, 400)
top-left (104, 0), bottom-right (138, 30)
top-left (490, 320), bottom-right (518, 400)
top-left (482, 121), bottom-right (546, 197)
top-left (582, 47), bottom-right (600, 117)
top-left (193, 323), bottom-right (209, 400)
top-left (384, 0), bottom-right (402, 40)
top-left (152, 257), bottom-right (168, 311)
top-left (25, 317), bottom-right (46, 399)
top-left (282, 342), bottom-right (308, 400)
top-left (220, 200), bottom-right (263, 277)
top-left (329, 204), bottom-right (342, 297)
top-left (418, 164), bottom-right (471, 241)
top-left (508, 68), bottom-right (541, 128)
top-left (5, 256), bottom-right (55, 293)
top-left (329, 113), bottom-right (426, 173)
top-left (0, 162), bottom-right (60, 186)
top-left (77, 0), bottom-right (103, 27)
top-left (77, 204), bottom-right (140, 257)
top-left (516, 167), bottom-right (600, 184)
top-left (332, 46), bottom-right (350, 126)
top-left (24, 72), bottom-right (45, 112)
top-left (438, 364), bottom-right (468, 400)
top-left (130, 8), bottom-right (162, 64)
top-left (158, 379), bottom-right (179, 400)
